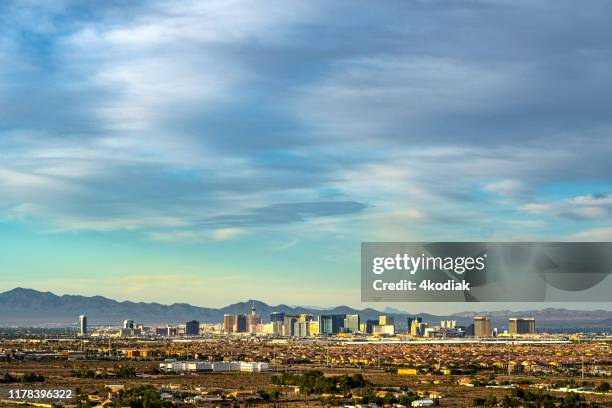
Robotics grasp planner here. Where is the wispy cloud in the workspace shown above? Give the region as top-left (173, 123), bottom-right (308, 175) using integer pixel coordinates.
top-left (571, 227), bottom-right (612, 241)
top-left (271, 238), bottom-right (298, 251)
top-left (1, 0), bottom-right (612, 244)
top-left (212, 227), bottom-right (245, 241)
top-left (483, 179), bottom-right (526, 199)
top-left (522, 193), bottom-right (612, 221)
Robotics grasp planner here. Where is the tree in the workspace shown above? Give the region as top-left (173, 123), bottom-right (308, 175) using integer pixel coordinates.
top-left (484, 395), bottom-right (498, 407)
top-left (501, 395), bottom-right (520, 407)
top-left (21, 373), bottom-right (45, 382)
top-left (270, 389), bottom-right (281, 401)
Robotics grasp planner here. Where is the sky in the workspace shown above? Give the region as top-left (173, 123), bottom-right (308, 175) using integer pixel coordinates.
top-left (0, 0), bottom-right (611, 313)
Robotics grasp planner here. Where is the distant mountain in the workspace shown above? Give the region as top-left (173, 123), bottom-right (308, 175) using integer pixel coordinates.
top-left (383, 307), bottom-right (408, 314)
top-left (0, 288), bottom-right (611, 330)
top-left (0, 288), bottom-right (412, 326)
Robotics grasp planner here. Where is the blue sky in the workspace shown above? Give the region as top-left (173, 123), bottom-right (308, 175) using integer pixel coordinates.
top-left (1, 0), bottom-right (611, 312)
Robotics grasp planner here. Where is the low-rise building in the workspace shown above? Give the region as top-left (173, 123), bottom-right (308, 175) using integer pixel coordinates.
top-left (159, 360), bottom-right (268, 373)
top-left (411, 399), bottom-right (434, 407)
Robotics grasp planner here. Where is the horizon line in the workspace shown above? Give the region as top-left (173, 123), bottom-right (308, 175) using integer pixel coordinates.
top-left (2, 287), bottom-right (610, 314)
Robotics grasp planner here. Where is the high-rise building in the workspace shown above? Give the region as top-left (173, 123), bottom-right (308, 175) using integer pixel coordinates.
top-left (365, 319), bottom-right (378, 334)
top-left (235, 314), bottom-right (247, 333)
top-left (292, 314), bottom-right (313, 337)
top-left (318, 314), bottom-right (345, 335)
top-left (246, 304), bottom-right (262, 333)
top-left (166, 325), bottom-right (178, 336)
top-left (272, 321), bottom-right (284, 335)
top-left (79, 315), bottom-right (87, 337)
top-left (474, 316), bottom-right (492, 337)
top-left (270, 312), bottom-right (286, 335)
top-left (283, 315), bottom-right (298, 336)
top-left (379, 315), bottom-right (394, 327)
top-left (508, 317), bottom-right (536, 334)
top-left (270, 312), bottom-right (285, 322)
top-left (344, 314), bottom-right (360, 333)
top-left (298, 313), bottom-right (313, 324)
top-left (410, 318), bottom-right (425, 337)
top-left (309, 320), bottom-right (319, 336)
top-left (185, 320), bottom-right (199, 336)
top-left (407, 316), bottom-right (422, 333)
top-left (123, 319), bottom-right (134, 329)
top-left (223, 314), bottom-right (235, 333)
top-left (294, 321), bottom-right (309, 337)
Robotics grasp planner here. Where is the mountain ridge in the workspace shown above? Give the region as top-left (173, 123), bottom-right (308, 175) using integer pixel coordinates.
top-left (1, 288), bottom-right (610, 330)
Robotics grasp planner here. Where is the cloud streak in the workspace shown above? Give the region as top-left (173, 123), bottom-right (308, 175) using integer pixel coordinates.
top-left (0, 0), bottom-right (611, 242)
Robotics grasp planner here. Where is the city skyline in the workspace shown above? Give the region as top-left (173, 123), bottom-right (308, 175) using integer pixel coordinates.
top-left (2, 287), bottom-right (611, 326)
top-left (1, 1), bottom-right (612, 312)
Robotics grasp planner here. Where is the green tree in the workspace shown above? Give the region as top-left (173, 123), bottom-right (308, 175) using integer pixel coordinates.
top-left (484, 395), bottom-right (498, 407)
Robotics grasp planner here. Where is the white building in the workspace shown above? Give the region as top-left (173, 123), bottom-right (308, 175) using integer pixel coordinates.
top-left (159, 361), bottom-right (212, 372)
top-left (211, 361), bottom-right (238, 371)
top-left (160, 360), bottom-right (268, 373)
top-left (239, 362), bottom-right (269, 372)
top-left (411, 399), bottom-right (434, 407)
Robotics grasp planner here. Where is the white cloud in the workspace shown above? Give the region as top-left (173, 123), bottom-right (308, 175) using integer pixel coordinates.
top-left (521, 203), bottom-right (553, 213)
top-left (61, 0), bottom-right (316, 133)
top-left (147, 227), bottom-right (247, 242)
top-left (51, 216), bottom-right (190, 232)
top-left (271, 238), bottom-right (298, 251)
top-left (0, 168), bottom-right (71, 192)
top-left (212, 227), bottom-right (246, 241)
top-left (568, 194), bottom-right (612, 206)
top-left (483, 179), bottom-right (526, 197)
top-left (567, 206), bottom-right (608, 219)
top-left (521, 193), bottom-right (612, 220)
top-left (571, 227), bottom-right (612, 241)
top-left (1, 0), bottom-right (612, 246)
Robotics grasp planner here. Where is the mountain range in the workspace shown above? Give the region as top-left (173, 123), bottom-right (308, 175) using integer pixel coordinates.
top-left (1, 288), bottom-right (611, 330)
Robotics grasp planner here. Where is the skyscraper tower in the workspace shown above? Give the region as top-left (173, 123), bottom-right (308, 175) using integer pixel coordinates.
top-left (185, 320), bottom-right (200, 336)
top-left (379, 315), bottom-right (394, 326)
top-left (410, 318), bottom-right (424, 337)
top-left (235, 314), bottom-right (247, 332)
top-left (474, 316), bottom-right (492, 337)
top-left (270, 312), bottom-right (285, 322)
top-left (79, 315), bottom-right (88, 337)
top-left (246, 302), bottom-right (262, 332)
top-left (270, 312), bottom-right (285, 335)
top-left (344, 314), bottom-right (360, 333)
top-left (318, 314), bottom-right (346, 335)
top-left (508, 317), bottom-right (536, 334)
top-left (223, 314), bottom-right (235, 333)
